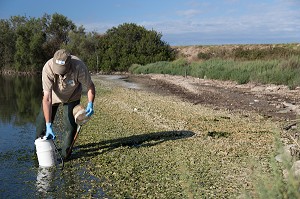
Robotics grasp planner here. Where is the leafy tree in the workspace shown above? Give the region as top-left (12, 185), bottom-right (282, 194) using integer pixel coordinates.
top-left (43, 13), bottom-right (76, 57)
top-left (14, 20), bottom-right (31, 71)
top-left (63, 26), bottom-right (87, 55)
top-left (1, 14), bottom-right (175, 73)
top-left (9, 15), bottom-right (27, 31)
top-left (97, 23), bottom-right (175, 72)
top-left (0, 16), bottom-right (28, 70)
top-left (0, 19), bottom-right (15, 69)
top-left (62, 27), bottom-right (99, 71)
top-left (28, 18), bottom-right (47, 71)
top-left (9, 16), bottom-right (29, 71)
top-left (14, 17), bottom-right (46, 71)
top-left (79, 32), bottom-right (100, 71)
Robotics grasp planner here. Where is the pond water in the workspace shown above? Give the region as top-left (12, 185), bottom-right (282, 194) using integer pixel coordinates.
top-left (0, 75), bottom-right (105, 198)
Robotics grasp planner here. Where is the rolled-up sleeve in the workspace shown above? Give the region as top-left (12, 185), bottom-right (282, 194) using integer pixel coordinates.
top-left (42, 61), bottom-right (54, 92)
top-left (77, 62), bottom-right (92, 88)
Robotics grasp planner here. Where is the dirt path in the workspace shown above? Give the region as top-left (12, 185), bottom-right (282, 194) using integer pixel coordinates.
top-left (128, 74), bottom-right (300, 122)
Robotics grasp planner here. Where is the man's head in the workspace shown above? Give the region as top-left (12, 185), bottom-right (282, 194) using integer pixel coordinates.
top-left (52, 49), bottom-right (71, 75)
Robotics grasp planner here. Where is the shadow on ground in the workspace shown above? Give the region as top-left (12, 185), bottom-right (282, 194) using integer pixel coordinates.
top-left (71, 130), bottom-right (195, 160)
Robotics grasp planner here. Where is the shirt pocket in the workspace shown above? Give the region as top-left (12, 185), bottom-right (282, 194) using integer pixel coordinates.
top-left (66, 79), bottom-right (76, 87)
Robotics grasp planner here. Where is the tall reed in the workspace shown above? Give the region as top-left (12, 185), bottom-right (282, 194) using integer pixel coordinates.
top-left (129, 56), bottom-right (300, 88)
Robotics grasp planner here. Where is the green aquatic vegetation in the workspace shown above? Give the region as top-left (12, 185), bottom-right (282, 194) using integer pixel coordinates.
top-left (207, 131), bottom-right (231, 138)
top-left (72, 78), bottom-right (282, 198)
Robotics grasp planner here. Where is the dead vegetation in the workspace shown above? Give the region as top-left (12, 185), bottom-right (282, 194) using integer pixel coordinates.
top-left (173, 43), bottom-right (300, 62)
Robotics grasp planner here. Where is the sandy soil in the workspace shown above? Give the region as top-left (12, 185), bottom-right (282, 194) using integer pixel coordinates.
top-left (128, 74), bottom-right (300, 122)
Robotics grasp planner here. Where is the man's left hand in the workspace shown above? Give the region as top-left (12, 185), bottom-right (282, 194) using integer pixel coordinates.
top-left (85, 102), bottom-right (94, 117)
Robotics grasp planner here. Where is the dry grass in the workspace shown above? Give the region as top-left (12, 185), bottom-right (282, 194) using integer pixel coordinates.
top-left (174, 43), bottom-right (300, 62)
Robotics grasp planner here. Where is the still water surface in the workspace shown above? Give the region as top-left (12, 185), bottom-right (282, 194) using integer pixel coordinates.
top-left (0, 75), bottom-right (105, 198)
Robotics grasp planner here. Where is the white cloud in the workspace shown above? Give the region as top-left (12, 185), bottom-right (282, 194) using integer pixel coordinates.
top-left (162, 1), bottom-right (299, 35)
top-left (81, 0), bottom-right (300, 45)
top-left (79, 22), bottom-right (118, 33)
top-left (176, 9), bottom-right (201, 18)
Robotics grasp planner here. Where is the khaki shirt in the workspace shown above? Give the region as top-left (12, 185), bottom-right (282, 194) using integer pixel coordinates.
top-left (42, 55), bottom-right (93, 104)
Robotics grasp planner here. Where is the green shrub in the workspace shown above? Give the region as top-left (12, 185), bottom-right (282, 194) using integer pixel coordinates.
top-left (96, 23), bottom-right (175, 72)
top-left (130, 59), bottom-right (189, 76)
top-left (233, 47), bottom-right (265, 60)
top-left (232, 46), bottom-right (300, 61)
top-left (280, 56), bottom-right (300, 70)
top-left (128, 64), bottom-right (141, 73)
top-left (185, 44), bottom-right (300, 62)
top-left (197, 52), bottom-right (212, 60)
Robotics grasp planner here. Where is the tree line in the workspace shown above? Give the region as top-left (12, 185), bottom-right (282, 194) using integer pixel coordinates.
top-left (0, 13), bottom-right (175, 73)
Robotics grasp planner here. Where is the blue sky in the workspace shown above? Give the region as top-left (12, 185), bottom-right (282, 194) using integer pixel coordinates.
top-left (0, 0), bottom-right (299, 46)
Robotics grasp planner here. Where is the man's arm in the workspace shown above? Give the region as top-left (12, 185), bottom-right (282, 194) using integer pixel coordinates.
top-left (42, 90), bottom-right (56, 139)
top-left (85, 82), bottom-right (95, 117)
top-left (42, 91), bottom-right (52, 123)
top-left (87, 82), bottom-right (95, 103)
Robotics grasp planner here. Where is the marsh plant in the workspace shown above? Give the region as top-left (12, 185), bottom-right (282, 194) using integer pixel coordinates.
top-left (130, 54), bottom-right (300, 88)
top-left (252, 140), bottom-right (300, 199)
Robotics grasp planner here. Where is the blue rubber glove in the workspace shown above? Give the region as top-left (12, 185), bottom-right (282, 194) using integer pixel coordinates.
top-left (45, 123), bottom-right (56, 140)
top-left (85, 102), bottom-right (94, 117)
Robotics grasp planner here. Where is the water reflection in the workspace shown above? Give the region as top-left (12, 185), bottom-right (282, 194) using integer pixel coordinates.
top-left (0, 75), bottom-right (42, 198)
top-left (36, 167), bottom-right (56, 194)
top-left (0, 75), bottom-right (42, 125)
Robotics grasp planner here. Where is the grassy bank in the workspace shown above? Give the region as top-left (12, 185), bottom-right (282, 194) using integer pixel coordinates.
top-left (70, 77), bottom-right (290, 198)
top-left (130, 56), bottom-right (300, 88)
top-left (130, 44), bottom-right (300, 88)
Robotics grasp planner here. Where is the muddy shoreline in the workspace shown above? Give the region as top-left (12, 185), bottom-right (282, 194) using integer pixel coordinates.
top-left (127, 74), bottom-right (300, 122)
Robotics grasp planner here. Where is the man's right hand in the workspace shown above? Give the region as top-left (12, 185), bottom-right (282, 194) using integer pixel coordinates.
top-left (45, 123), bottom-right (56, 140)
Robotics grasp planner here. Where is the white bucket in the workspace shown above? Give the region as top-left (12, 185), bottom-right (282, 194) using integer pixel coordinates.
top-left (35, 137), bottom-right (57, 168)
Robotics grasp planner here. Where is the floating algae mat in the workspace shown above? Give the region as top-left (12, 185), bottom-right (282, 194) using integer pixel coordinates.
top-left (76, 76), bottom-right (282, 198)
